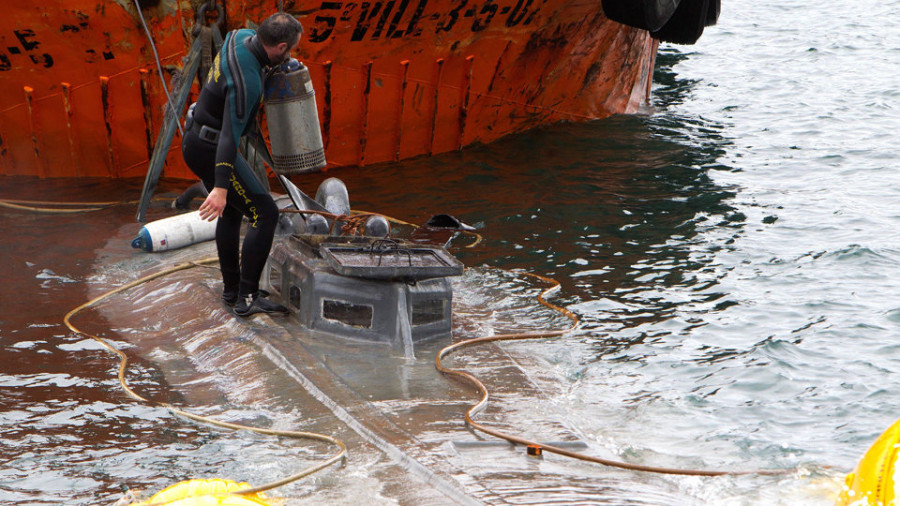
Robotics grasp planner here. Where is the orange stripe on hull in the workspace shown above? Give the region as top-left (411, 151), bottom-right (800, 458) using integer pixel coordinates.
top-left (0, 0), bottom-right (657, 179)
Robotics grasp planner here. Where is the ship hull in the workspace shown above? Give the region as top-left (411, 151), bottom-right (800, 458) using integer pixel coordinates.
top-left (0, 0), bottom-right (657, 179)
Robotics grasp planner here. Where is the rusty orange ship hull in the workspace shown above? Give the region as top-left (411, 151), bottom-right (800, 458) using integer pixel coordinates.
top-left (0, 0), bottom-right (659, 180)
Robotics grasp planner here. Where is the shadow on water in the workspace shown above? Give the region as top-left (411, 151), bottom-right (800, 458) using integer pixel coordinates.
top-left (571, 47), bottom-right (745, 359)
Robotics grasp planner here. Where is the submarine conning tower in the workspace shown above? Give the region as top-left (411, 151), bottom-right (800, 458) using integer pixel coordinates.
top-left (262, 178), bottom-right (465, 355)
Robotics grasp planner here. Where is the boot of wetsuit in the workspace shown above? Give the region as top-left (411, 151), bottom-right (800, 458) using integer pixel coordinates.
top-left (234, 291), bottom-right (288, 317)
top-left (223, 288), bottom-right (270, 307)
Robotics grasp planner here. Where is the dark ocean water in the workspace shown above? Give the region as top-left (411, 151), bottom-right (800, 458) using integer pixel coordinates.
top-left (2, 0), bottom-right (899, 503)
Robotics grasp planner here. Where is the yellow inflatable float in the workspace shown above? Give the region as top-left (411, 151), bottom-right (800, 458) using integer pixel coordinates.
top-left (131, 478), bottom-right (274, 506)
top-left (838, 417), bottom-right (900, 505)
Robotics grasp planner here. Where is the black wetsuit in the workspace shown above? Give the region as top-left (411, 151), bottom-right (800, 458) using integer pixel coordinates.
top-left (181, 29), bottom-right (278, 297)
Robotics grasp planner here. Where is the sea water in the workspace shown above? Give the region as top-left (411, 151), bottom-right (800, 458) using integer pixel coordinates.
top-left (2, 0), bottom-right (899, 503)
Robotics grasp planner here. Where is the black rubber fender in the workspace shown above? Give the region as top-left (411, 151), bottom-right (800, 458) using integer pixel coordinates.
top-left (651, 0), bottom-right (716, 45)
top-left (705, 0), bottom-right (721, 26)
top-left (601, 0), bottom-right (682, 32)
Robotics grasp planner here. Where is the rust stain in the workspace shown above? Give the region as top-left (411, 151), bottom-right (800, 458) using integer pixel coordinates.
top-left (23, 86), bottom-right (43, 177)
top-left (486, 41), bottom-right (512, 94)
top-left (395, 59), bottom-right (409, 161)
top-left (99, 75), bottom-right (117, 177)
top-left (61, 81), bottom-right (83, 177)
top-left (428, 58), bottom-right (444, 157)
top-left (322, 60), bottom-right (333, 152)
top-left (458, 54), bottom-right (473, 150)
top-left (139, 68), bottom-right (154, 160)
top-left (359, 60), bottom-right (372, 167)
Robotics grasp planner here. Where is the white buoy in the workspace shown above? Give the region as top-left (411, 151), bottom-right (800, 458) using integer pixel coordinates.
top-left (131, 211), bottom-right (217, 252)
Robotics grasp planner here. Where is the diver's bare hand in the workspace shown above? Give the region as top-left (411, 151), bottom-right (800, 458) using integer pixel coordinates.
top-left (199, 187), bottom-right (227, 221)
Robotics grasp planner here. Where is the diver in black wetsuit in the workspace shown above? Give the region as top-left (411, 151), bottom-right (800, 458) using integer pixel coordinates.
top-left (182, 13), bottom-right (303, 317)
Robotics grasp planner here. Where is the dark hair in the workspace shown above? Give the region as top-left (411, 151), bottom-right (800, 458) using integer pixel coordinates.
top-left (257, 13), bottom-right (304, 47)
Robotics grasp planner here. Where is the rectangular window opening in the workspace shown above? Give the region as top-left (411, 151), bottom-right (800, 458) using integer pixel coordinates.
top-left (322, 299), bottom-right (373, 329)
top-left (289, 285), bottom-right (302, 309)
top-left (411, 299), bottom-right (445, 326)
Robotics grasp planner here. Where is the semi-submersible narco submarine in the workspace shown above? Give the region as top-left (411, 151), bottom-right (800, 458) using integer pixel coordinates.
top-left (134, 57), bottom-right (469, 355)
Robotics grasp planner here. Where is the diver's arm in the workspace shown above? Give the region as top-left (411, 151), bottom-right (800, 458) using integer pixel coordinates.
top-left (197, 95), bottom-right (238, 222)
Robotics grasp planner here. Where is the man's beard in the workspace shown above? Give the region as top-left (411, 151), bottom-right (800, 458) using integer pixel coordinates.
top-left (270, 50), bottom-right (287, 65)
top-left (270, 44), bottom-right (295, 65)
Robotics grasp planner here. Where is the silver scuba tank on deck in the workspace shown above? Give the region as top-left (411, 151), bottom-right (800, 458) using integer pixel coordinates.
top-left (264, 58), bottom-right (327, 174)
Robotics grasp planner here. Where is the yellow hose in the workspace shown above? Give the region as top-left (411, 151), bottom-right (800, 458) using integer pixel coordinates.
top-left (62, 218), bottom-right (790, 492)
top-left (435, 271), bottom-right (791, 477)
top-left (0, 199), bottom-right (106, 213)
top-left (0, 197), bottom-right (170, 213)
top-left (63, 258), bottom-right (346, 502)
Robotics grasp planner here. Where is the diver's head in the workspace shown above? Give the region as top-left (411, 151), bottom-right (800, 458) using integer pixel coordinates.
top-left (258, 13), bottom-right (303, 65)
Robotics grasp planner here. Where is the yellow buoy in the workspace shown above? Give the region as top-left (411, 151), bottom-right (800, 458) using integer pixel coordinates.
top-left (132, 478), bottom-right (273, 506)
top-left (837, 417), bottom-right (900, 505)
